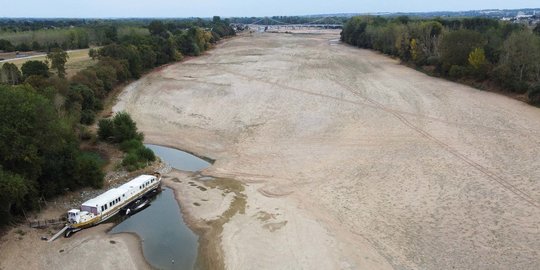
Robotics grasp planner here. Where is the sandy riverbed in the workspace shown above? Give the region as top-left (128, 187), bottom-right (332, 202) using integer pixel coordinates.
top-left (119, 30), bottom-right (537, 269)
top-left (0, 223), bottom-right (150, 270)
top-left (2, 29), bottom-right (537, 270)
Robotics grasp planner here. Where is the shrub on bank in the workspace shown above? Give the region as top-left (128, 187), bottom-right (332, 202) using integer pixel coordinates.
top-left (528, 84), bottom-right (540, 105)
top-left (121, 146), bottom-right (155, 172)
top-left (98, 112), bottom-right (155, 171)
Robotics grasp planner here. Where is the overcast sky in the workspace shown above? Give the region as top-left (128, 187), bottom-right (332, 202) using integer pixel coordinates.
top-left (1, 0), bottom-right (539, 18)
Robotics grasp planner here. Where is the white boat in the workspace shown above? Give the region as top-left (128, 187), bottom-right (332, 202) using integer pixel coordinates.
top-left (65, 173), bottom-right (161, 237)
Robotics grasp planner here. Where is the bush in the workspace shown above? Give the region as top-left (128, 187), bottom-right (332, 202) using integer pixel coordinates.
top-left (21, 60), bottom-right (49, 79)
top-left (79, 126), bottom-right (94, 141)
top-left (120, 144), bottom-right (155, 171)
top-left (75, 152), bottom-right (105, 188)
top-left (80, 110), bottom-right (96, 125)
top-left (448, 65), bottom-right (470, 79)
top-left (120, 139), bottom-right (143, 152)
top-left (426, 56), bottom-right (440, 66)
top-left (97, 118), bottom-right (114, 141)
top-left (112, 112), bottom-right (140, 143)
top-left (136, 147), bottom-right (156, 162)
top-left (527, 84), bottom-right (540, 105)
top-left (121, 152), bottom-right (142, 172)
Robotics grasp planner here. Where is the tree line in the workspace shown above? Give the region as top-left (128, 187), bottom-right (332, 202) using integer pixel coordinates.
top-left (0, 18), bottom-right (235, 226)
top-left (341, 16), bottom-right (540, 105)
top-left (0, 17), bottom-right (235, 54)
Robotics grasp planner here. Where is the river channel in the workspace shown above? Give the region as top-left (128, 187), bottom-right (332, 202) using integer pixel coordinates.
top-left (109, 144), bottom-right (210, 270)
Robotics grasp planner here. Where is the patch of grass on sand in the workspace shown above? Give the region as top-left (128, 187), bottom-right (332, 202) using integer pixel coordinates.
top-left (194, 178), bottom-right (246, 270)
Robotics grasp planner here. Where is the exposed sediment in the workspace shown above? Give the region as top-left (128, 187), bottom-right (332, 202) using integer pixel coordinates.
top-left (114, 30), bottom-right (540, 269)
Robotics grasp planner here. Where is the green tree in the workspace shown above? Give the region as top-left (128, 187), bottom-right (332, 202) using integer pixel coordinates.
top-left (0, 39), bottom-right (15, 52)
top-left (92, 64), bottom-right (117, 91)
top-left (47, 48), bottom-right (69, 78)
top-left (410, 38), bottom-right (419, 62)
top-left (21, 60), bottom-right (49, 79)
top-left (89, 48), bottom-right (98, 60)
top-left (440, 29), bottom-right (485, 73)
top-left (138, 45), bottom-right (157, 69)
top-left (0, 168), bottom-right (31, 225)
top-left (0, 85), bottom-right (70, 179)
top-left (98, 44), bottom-right (142, 78)
top-left (528, 84), bottom-right (540, 105)
top-left (97, 118), bottom-right (114, 141)
top-left (71, 69), bottom-right (105, 98)
top-left (112, 112), bottom-right (141, 143)
top-left (74, 153), bottom-right (104, 188)
top-left (98, 112), bottom-right (142, 143)
top-left (468, 47), bottom-right (487, 70)
top-left (498, 31), bottom-right (540, 83)
top-left (104, 26), bottom-right (118, 44)
top-left (468, 47), bottom-right (489, 79)
top-left (0, 63), bottom-right (22, 85)
top-left (148, 20), bottom-right (168, 37)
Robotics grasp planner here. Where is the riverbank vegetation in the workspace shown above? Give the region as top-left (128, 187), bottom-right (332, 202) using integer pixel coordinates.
top-left (98, 112), bottom-right (156, 172)
top-left (340, 16), bottom-right (540, 105)
top-left (0, 17), bottom-right (234, 53)
top-left (0, 17), bottom-right (235, 226)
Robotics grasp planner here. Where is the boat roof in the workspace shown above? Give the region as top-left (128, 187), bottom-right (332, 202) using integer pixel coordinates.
top-left (82, 175), bottom-right (156, 207)
top-left (82, 188), bottom-right (124, 207)
top-left (119, 174), bottom-right (155, 189)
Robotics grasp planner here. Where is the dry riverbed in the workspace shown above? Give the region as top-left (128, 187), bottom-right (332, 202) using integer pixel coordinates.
top-left (115, 30), bottom-right (540, 270)
top-left (2, 29), bottom-right (539, 270)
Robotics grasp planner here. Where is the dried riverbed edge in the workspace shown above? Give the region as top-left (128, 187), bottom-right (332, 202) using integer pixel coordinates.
top-left (163, 170), bottom-right (246, 270)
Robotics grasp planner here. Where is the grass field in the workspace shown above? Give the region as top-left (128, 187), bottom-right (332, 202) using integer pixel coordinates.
top-left (1, 48), bottom-right (96, 78)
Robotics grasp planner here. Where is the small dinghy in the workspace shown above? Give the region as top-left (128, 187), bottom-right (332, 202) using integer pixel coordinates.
top-left (123, 198), bottom-right (150, 216)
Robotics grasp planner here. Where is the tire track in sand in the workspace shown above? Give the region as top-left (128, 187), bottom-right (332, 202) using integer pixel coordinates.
top-left (222, 68), bottom-right (539, 208)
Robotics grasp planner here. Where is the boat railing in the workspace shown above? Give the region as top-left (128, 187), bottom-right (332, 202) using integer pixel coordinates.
top-left (28, 217), bottom-right (66, 228)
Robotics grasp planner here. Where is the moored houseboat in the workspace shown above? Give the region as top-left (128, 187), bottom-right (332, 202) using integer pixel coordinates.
top-left (65, 173), bottom-right (161, 237)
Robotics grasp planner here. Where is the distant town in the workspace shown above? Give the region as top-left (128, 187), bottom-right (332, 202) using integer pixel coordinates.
top-left (314, 8), bottom-right (540, 26)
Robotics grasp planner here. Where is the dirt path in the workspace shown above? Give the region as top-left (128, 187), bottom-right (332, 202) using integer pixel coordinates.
top-left (114, 31), bottom-right (540, 269)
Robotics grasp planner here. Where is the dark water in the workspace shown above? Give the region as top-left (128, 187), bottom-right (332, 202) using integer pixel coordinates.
top-left (109, 145), bottom-right (212, 269)
top-left (145, 144), bottom-right (211, 172)
top-left (110, 188), bottom-right (198, 270)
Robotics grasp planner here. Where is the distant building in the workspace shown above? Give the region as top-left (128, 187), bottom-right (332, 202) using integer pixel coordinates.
top-left (501, 10), bottom-right (539, 26)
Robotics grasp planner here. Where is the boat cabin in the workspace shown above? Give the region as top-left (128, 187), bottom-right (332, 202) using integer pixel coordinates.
top-left (79, 175), bottom-right (159, 216)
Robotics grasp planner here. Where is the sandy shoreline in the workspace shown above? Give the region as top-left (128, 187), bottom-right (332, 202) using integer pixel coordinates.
top-left (0, 222), bottom-right (152, 270)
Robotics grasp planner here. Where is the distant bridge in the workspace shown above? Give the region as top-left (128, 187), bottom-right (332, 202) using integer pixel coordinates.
top-left (231, 16), bottom-right (344, 31)
top-left (254, 24), bottom-right (343, 30)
